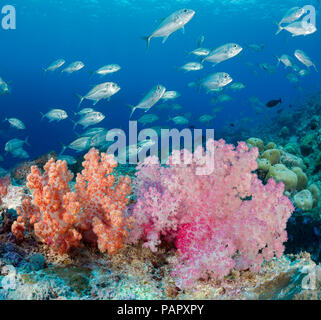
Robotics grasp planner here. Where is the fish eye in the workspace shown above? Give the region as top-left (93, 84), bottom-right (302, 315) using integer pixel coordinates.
top-left (184, 9), bottom-right (187, 12)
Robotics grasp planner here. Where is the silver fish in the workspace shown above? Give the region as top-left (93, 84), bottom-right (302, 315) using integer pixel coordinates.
top-left (276, 54), bottom-right (294, 68)
top-left (189, 48), bottom-right (211, 56)
top-left (199, 72), bottom-right (233, 93)
top-left (129, 85), bottom-right (166, 118)
top-left (43, 59), bottom-right (65, 73)
top-left (74, 108), bottom-right (95, 116)
top-left (77, 82), bottom-right (120, 107)
top-left (5, 137), bottom-right (30, 153)
top-left (229, 82), bottom-right (246, 91)
top-left (5, 118), bottom-right (26, 130)
top-left (58, 155), bottom-right (77, 165)
top-left (276, 7), bottom-right (306, 35)
top-left (138, 114), bottom-right (159, 126)
top-left (178, 62), bottom-right (203, 72)
top-left (73, 111), bottom-right (105, 129)
top-left (90, 130), bottom-right (108, 148)
top-left (80, 127), bottom-right (106, 137)
top-left (62, 61), bottom-right (85, 74)
top-left (41, 109), bottom-right (68, 122)
top-left (279, 20), bottom-right (317, 37)
top-left (142, 9), bottom-right (195, 48)
top-left (161, 91), bottom-right (181, 101)
top-left (246, 44), bottom-right (264, 52)
top-left (168, 116), bottom-right (189, 125)
top-left (91, 64), bottom-right (121, 77)
top-left (61, 137), bottom-right (92, 154)
top-left (202, 43), bottom-right (242, 66)
top-left (11, 148), bottom-right (29, 159)
top-left (0, 78), bottom-right (10, 95)
top-left (294, 50), bottom-right (318, 72)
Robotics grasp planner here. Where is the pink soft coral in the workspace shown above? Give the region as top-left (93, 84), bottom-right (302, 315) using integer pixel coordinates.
top-left (128, 139), bottom-right (294, 287)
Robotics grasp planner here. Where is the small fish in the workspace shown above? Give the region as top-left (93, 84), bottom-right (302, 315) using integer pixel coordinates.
top-left (168, 116), bottom-right (189, 125)
top-left (246, 44), bottom-right (265, 52)
top-left (230, 123), bottom-right (235, 127)
top-left (259, 63), bottom-right (277, 74)
top-left (229, 82), bottom-right (246, 91)
top-left (171, 103), bottom-right (183, 111)
top-left (286, 73), bottom-right (299, 83)
top-left (11, 148), bottom-right (29, 159)
top-left (211, 94), bottom-right (232, 105)
top-left (266, 98), bottom-right (282, 108)
top-left (58, 155), bottom-right (77, 165)
top-left (5, 137), bottom-right (30, 152)
top-left (77, 82), bottom-right (121, 107)
top-left (189, 48), bottom-right (211, 57)
top-left (90, 130), bottom-right (108, 148)
top-left (43, 59), bottom-right (65, 73)
top-left (74, 108), bottom-right (95, 116)
top-left (161, 91), bottom-right (181, 101)
top-left (276, 54), bottom-right (294, 68)
top-left (142, 9), bottom-right (195, 48)
top-left (199, 72), bottom-right (233, 93)
top-left (138, 139), bottom-right (157, 149)
top-left (73, 111), bottom-right (105, 129)
top-left (61, 137), bottom-right (92, 154)
top-left (81, 127), bottom-right (106, 137)
top-left (276, 7), bottom-right (306, 35)
top-left (199, 114), bottom-right (214, 123)
top-left (294, 50), bottom-right (318, 72)
top-left (298, 69), bottom-right (310, 77)
top-left (41, 109), bottom-right (68, 122)
top-left (202, 43), bottom-right (243, 66)
top-left (138, 114), bottom-right (159, 126)
top-left (128, 85), bottom-right (166, 118)
top-left (178, 62), bottom-right (203, 72)
top-left (61, 61), bottom-right (85, 74)
top-left (0, 78), bottom-right (11, 95)
top-left (197, 35), bottom-right (205, 48)
top-left (279, 20), bottom-right (317, 37)
top-left (4, 118), bottom-right (26, 130)
top-left (90, 64), bottom-right (121, 77)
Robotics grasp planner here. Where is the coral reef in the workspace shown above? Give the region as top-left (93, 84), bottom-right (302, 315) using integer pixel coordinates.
top-left (128, 139), bottom-right (294, 288)
top-left (12, 148), bottom-right (131, 255)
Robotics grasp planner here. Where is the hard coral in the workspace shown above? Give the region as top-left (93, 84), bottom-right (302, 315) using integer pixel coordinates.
top-left (12, 148), bottom-right (131, 255)
top-left (129, 139), bottom-right (294, 288)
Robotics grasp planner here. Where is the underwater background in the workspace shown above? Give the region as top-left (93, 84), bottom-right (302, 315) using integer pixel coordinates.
top-left (0, 0), bottom-right (320, 166)
top-left (1, 0), bottom-right (321, 301)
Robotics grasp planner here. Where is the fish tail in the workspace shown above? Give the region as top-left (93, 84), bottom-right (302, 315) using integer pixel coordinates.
top-left (40, 112), bottom-right (45, 120)
top-left (128, 105), bottom-right (137, 119)
top-left (24, 136), bottom-right (30, 146)
top-left (71, 120), bottom-right (78, 129)
top-left (274, 55), bottom-right (280, 67)
top-left (142, 36), bottom-right (151, 49)
top-left (313, 64), bottom-right (318, 72)
top-left (59, 142), bottom-right (67, 155)
top-left (275, 23), bottom-right (283, 35)
top-left (42, 67), bottom-right (47, 76)
top-left (279, 98), bottom-right (282, 104)
top-left (88, 70), bottom-right (95, 78)
top-left (75, 93), bottom-right (84, 108)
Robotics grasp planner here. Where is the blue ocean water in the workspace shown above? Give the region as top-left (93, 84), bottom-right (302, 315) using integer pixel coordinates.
top-left (0, 0), bottom-right (320, 168)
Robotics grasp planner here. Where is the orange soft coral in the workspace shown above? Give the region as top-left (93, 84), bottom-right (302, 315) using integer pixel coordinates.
top-left (12, 148), bottom-right (131, 255)
top-left (68, 148), bottom-right (132, 254)
top-left (13, 159), bottom-right (82, 254)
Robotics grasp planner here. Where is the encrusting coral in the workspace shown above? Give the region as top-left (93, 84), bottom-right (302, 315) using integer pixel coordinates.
top-left (12, 148), bottom-right (131, 255)
top-left (128, 139), bottom-right (295, 288)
